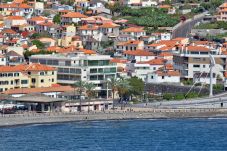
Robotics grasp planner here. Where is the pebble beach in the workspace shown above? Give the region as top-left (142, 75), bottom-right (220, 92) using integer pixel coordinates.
top-left (1, 108), bottom-right (227, 127)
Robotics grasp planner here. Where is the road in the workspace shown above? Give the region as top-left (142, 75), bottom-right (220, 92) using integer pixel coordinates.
top-left (172, 12), bottom-right (208, 38)
top-left (132, 92), bottom-right (227, 109)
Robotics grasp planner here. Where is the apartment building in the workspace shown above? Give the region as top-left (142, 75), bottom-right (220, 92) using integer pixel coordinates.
top-left (173, 45), bottom-right (227, 80)
top-left (29, 52), bottom-right (117, 97)
top-left (0, 63), bottom-right (57, 92)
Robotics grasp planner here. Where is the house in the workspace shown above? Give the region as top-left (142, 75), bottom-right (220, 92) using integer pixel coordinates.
top-left (88, 0), bottom-right (106, 9)
top-left (4, 16), bottom-right (27, 28)
top-left (124, 49), bottom-right (155, 62)
top-left (81, 16), bottom-right (112, 25)
top-left (78, 24), bottom-right (99, 37)
top-left (116, 40), bottom-right (144, 55)
top-left (52, 4), bottom-right (74, 11)
top-left (121, 27), bottom-right (146, 40)
top-left (217, 3), bottom-right (227, 21)
top-left (173, 45), bottom-right (227, 80)
top-left (0, 63), bottom-right (57, 92)
top-left (61, 12), bottom-right (88, 25)
top-left (147, 69), bottom-right (180, 83)
top-left (59, 25), bottom-right (76, 38)
top-left (99, 22), bottom-right (120, 39)
top-left (27, 16), bottom-right (47, 26)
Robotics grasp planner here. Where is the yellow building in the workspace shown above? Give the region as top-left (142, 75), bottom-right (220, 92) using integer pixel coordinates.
top-left (0, 63), bottom-right (57, 92)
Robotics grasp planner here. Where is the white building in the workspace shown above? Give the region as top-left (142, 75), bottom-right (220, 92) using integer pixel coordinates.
top-left (173, 45), bottom-right (227, 80)
top-left (29, 52), bottom-right (117, 97)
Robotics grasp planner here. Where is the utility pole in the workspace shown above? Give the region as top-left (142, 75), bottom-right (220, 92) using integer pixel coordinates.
top-left (209, 54), bottom-right (215, 97)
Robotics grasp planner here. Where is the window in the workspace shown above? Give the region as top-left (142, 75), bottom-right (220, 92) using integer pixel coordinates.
top-left (153, 67), bottom-right (156, 70)
top-left (151, 76), bottom-right (153, 79)
top-left (40, 72), bottom-right (44, 75)
top-left (193, 65), bottom-right (200, 68)
top-left (193, 58), bottom-right (201, 61)
top-left (32, 78), bottom-right (36, 83)
top-left (21, 80), bottom-right (28, 84)
top-left (203, 65), bottom-right (206, 68)
top-left (52, 71), bottom-right (54, 75)
top-left (52, 79), bottom-right (54, 82)
top-left (162, 76), bottom-right (164, 79)
top-left (41, 79), bottom-right (44, 83)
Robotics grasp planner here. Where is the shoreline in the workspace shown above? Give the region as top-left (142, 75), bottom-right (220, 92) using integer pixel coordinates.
top-left (1, 108), bottom-right (227, 128)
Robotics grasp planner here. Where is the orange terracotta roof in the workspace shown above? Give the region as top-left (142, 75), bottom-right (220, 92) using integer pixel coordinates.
top-left (38, 22), bottom-right (54, 26)
top-left (99, 22), bottom-right (120, 28)
top-left (82, 49), bottom-right (96, 55)
top-left (6, 16), bottom-right (25, 20)
top-left (124, 50), bottom-right (155, 56)
top-left (2, 29), bottom-right (17, 34)
top-left (172, 37), bottom-right (187, 41)
top-left (193, 41), bottom-right (210, 45)
top-left (18, 3), bottom-right (32, 9)
top-left (47, 46), bottom-right (63, 52)
top-left (117, 40), bottom-right (142, 46)
top-left (122, 27), bottom-right (144, 33)
top-left (159, 46), bottom-right (173, 51)
top-left (79, 24), bottom-right (99, 30)
top-left (156, 70), bottom-right (180, 76)
top-left (138, 58), bottom-right (166, 65)
top-left (62, 12), bottom-right (88, 18)
top-left (28, 16), bottom-right (47, 22)
top-left (0, 63), bottom-right (56, 72)
top-left (3, 86), bottom-right (74, 95)
top-left (187, 46), bottom-right (210, 52)
top-left (159, 64), bottom-right (174, 70)
top-left (159, 5), bottom-right (171, 9)
top-left (159, 40), bottom-right (179, 47)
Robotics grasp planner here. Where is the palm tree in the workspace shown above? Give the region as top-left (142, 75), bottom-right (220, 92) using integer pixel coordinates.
top-left (107, 77), bottom-right (120, 110)
top-left (74, 80), bottom-right (87, 112)
top-left (84, 82), bottom-right (96, 113)
top-left (117, 78), bottom-right (131, 110)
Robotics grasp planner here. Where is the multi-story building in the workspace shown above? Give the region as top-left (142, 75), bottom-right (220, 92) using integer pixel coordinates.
top-left (29, 52), bottom-right (117, 97)
top-left (173, 45), bottom-right (227, 80)
top-left (217, 3), bottom-right (227, 21)
top-left (0, 63), bottom-right (57, 92)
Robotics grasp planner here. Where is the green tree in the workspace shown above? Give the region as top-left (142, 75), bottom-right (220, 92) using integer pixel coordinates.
top-left (74, 80), bottom-right (87, 112)
top-left (174, 93), bottom-right (185, 100)
top-left (84, 82), bottom-right (96, 112)
top-left (117, 77), bottom-right (131, 109)
top-left (32, 40), bottom-right (45, 49)
top-left (53, 14), bottom-right (61, 24)
top-left (23, 50), bottom-right (54, 60)
top-left (128, 76), bottom-right (144, 100)
top-left (163, 93), bottom-right (173, 100)
top-left (107, 77), bottom-right (120, 110)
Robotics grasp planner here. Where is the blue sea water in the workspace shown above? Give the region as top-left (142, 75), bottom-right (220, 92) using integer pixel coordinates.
top-left (0, 119), bottom-right (227, 151)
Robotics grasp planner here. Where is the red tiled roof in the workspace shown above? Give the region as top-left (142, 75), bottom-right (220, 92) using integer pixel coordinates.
top-left (0, 63), bottom-right (56, 72)
top-left (122, 27), bottom-right (144, 32)
top-left (138, 58), bottom-right (166, 65)
top-left (62, 12), bottom-right (88, 18)
top-left (3, 86), bottom-right (74, 95)
top-left (124, 50), bottom-right (154, 56)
